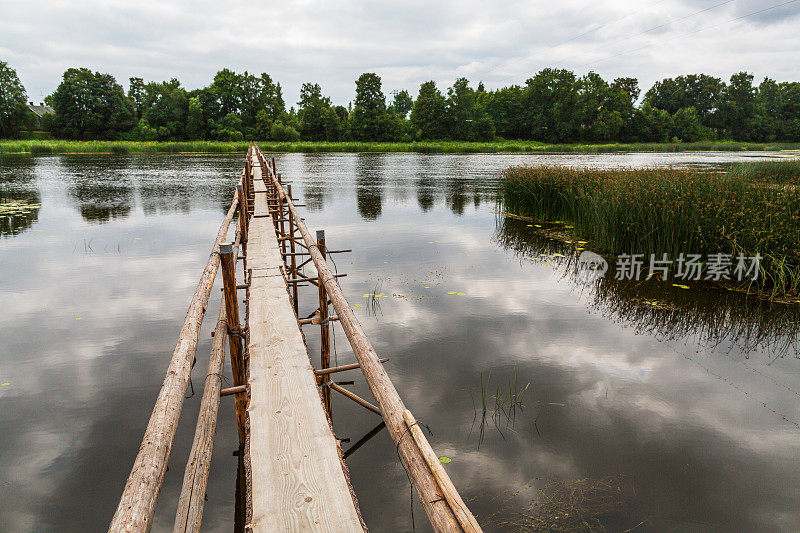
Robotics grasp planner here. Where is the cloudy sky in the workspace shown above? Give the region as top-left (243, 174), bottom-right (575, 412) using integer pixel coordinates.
top-left (2, 0), bottom-right (799, 107)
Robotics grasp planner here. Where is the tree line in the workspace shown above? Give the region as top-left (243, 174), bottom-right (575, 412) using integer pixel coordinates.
top-left (1, 59), bottom-right (799, 143)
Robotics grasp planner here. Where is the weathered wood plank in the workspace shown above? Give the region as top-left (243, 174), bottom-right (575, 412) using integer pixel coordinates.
top-left (246, 158), bottom-right (363, 532)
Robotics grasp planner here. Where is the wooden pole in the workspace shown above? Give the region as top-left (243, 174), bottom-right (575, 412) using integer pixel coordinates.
top-left (403, 410), bottom-right (483, 533)
top-left (110, 190), bottom-right (240, 533)
top-left (314, 358), bottom-right (388, 376)
top-left (317, 229), bottom-right (331, 414)
top-left (254, 146), bottom-right (467, 532)
top-left (287, 184), bottom-right (298, 314)
top-left (237, 184), bottom-right (248, 252)
top-left (173, 300), bottom-right (228, 533)
top-left (220, 242), bottom-right (247, 445)
top-left (329, 383), bottom-right (381, 416)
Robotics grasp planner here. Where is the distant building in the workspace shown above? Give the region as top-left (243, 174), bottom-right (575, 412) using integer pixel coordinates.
top-left (27, 102), bottom-right (54, 118)
top-left (26, 102), bottom-right (54, 132)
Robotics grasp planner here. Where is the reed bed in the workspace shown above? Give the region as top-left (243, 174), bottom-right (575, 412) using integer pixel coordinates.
top-left (730, 159), bottom-right (800, 185)
top-left (500, 164), bottom-right (800, 297)
top-left (1, 140), bottom-right (799, 155)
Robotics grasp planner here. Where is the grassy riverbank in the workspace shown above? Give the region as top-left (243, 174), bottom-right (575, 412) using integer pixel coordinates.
top-left (501, 162), bottom-right (800, 298)
top-left (2, 140), bottom-right (800, 155)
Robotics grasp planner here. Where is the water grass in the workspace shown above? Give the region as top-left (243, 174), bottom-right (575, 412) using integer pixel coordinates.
top-left (730, 160), bottom-right (800, 185)
top-left (1, 139), bottom-right (800, 155)
top-left (500, 164), bottom-right (800, 298)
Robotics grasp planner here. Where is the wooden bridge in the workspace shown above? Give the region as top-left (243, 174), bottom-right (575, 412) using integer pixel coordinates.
top-left (108, 146), bottom-right (481, 532)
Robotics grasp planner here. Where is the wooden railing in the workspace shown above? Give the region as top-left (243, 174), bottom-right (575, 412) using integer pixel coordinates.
top-left (253, 146), bottom-right (482, 532)
top-left (110, 153), bottom-right (251, 532)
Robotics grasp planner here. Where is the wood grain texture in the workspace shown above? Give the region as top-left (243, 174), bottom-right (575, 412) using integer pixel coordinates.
top-left (173, 300), bottom-right (228, 533)
top-left (110, 191), bottom-right (239, 533)
top-left (247, 157), bottom-right (363, 532)
top-left (403, 410), bottom-right (483, 533)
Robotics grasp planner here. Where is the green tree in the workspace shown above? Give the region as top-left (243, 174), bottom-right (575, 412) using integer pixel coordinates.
top-left (720, 72), bottom-right (756, 140)
top-left (128, 77), bottom-right (146, 120)
top-left (48, 68), bottom-right (135, 139)
top-left (644, 74), bottom-right (724, 129)
top-left (140, 79), bottom-right (188, 140)
top-left (391, 89), bottom-right (413, 119)
top-left (186, 97), bottom-right (204, 139)
top-left (523, 69), bottom-right (579, 142)
top-left (297, 83), bottom-right (341, 141)
top-left (445, 78), bottom-right (479, 140)
top-left (671, 106), bottom-right (702, 142)
top-left (349, 73), bottom-right (389, 141)
top-left (0, 60), bottom-right (32, 138)
top-left (481, 85), bottom-right (525, 139)
top-left (411, 81), bottom-right (446, 139)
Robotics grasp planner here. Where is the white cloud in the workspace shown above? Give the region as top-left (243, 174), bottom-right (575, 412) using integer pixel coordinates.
top-left (1, 1), bottom-right (798, 106)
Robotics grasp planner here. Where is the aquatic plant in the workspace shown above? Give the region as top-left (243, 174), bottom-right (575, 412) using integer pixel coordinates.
top-left (500, 164), bottom-right (800, 297)
top-left (730, 159), bottom-right (800, 185)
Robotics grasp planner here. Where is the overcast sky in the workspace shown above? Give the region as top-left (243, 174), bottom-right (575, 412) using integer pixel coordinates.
top-left (2, 0), bottom-right (799, 107)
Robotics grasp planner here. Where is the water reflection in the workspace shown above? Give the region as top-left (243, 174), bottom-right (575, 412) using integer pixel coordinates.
top-left (2, 151), bottom-right (799, 532)
top-left (60, 155), bottom-right (135, 223)
top-left (497, 216), bottom-right (800, 358)
top-left (0, 156), bottom-right (41, 237)
top-left (355, 154), bottom-right (384, 220)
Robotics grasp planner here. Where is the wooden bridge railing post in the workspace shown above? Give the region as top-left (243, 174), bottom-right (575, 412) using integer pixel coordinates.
top-left (237, 184), bottom-right (248, 249)
top-left (287, 184), bottom-right (298, 314)
top-left (316, 229), bottom-right (331, 414)
top-left (219, 242), bottom-right (247, 445)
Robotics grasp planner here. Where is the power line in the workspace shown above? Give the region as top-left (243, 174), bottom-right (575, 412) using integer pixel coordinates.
top-left (476, 0), bottom-right (670, 78)
top-left (571, 0), bottom-right (800, 70)
top-left (548, 0), bottom-right (736, 69)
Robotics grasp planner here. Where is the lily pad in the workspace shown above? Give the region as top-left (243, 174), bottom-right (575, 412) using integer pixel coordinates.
top-left (439, 456), bottom-right (452, 464)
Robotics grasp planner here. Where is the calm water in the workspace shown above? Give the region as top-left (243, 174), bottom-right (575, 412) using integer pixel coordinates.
top-left (1, 152), bottom-right (798, 532)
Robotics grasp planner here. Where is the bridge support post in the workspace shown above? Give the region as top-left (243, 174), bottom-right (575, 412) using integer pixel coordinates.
top-left (220, 242), bottom-right (247, 444)
top-left (288, 185), bottom-right (299, 314)
top-left (316, 229), bottom-right (331, 415)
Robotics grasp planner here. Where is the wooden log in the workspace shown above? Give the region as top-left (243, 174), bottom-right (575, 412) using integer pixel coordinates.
top-left (329, 383), bottom-right (381, 416)
top-left (220, 384), bottom-right (247, 397)
top-left (317, 229), bottom-right (331, 414)
top-left (298, 314), bottom-right (339, 326)
top-left (173, 300), bottom-right (228, 533)
top-left (403, 410), bottom-right (483, 533)
top-left (109, 189), bottom-right (240, 533)
top-left (254, 146), bottom-right (465, 532)
top-left (220, 242), bottom-right (247, 445)
top-left (287, 185), bottom-right (298, 314)
top-left (237, 184), bottom-right (248, 246)
top-left (314, 358), bottom-right (389, 376)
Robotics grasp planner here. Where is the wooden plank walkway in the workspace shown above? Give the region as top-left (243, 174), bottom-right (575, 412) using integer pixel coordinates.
top-left (245, 156), bottom-right (363, 532)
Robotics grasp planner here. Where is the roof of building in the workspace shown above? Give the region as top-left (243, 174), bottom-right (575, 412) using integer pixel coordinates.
top-left (27, 103), bottom-right (54, 117)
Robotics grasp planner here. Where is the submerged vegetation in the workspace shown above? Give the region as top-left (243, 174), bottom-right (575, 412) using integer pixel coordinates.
top-left (500, 161), bottom-right (800, 298)
top-left (497, 218), bottom-right (800, 357)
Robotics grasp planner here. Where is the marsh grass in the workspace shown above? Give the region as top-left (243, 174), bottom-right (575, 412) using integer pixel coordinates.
top-left (2, 140), bottom-right (799, 154)
top-left (501, 164), bottom-right (800, 297)
top-left (730, 159), bottom-right (800, 185)
top-left (470, 368), bottom-right (531, 447)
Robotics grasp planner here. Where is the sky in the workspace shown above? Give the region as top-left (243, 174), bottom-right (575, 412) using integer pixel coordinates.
top-left (2, 0), bottom-right (799, 107)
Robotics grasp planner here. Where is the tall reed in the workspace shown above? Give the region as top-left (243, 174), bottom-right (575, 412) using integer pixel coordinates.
top-left (500, 164), bottom-right (800, 297)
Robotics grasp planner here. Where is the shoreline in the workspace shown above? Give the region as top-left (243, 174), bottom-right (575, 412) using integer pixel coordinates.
top-left (2, 140), bottom-right (800, 155)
